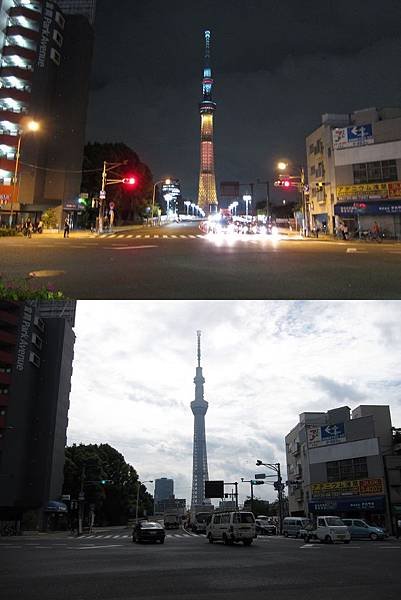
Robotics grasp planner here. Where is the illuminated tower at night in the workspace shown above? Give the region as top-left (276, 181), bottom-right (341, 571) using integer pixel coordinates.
top-left (191, 331), bottom-right (210, 507)
top-left (197, 30), bottom-right (218, 213)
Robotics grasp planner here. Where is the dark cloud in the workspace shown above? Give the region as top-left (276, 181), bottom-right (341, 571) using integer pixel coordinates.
top-left (311, 376), bottom-right (366, 402)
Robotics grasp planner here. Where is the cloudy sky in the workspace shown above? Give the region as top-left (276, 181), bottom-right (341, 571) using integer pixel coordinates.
top-left (67, 300), bottom-right (401, 505)
top-left (86, 0), bottom-right (401, 201)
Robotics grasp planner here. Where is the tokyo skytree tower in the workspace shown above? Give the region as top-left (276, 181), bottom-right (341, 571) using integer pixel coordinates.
top-left (190, 331), bottom-right (210, 507)
top-left (197, 30), bottom-right (218, 213)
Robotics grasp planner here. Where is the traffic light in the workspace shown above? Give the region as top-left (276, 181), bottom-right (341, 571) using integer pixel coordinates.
top-left (274, 179), bottom-right (291, 188)
top-left (122, 176), bottom-right (137, 186)
top-left (251, 480), bottom-right (265, 486)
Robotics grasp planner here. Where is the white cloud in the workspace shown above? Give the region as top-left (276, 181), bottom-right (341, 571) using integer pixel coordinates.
top-left (68, 300), bottom-right (401, 504)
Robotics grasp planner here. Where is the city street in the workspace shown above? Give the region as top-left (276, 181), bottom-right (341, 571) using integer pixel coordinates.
top-left (1, 222), bottom-right (401, 299)
top-left (0, 529), bottom-right (400, 600)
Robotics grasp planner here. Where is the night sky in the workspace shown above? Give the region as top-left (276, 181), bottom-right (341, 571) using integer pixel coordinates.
top-left (86, 0), bottom-right (401, 202)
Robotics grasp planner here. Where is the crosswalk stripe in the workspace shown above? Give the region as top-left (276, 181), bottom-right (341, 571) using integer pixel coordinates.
top-left (127, 235), bottom-right (133, 239)
top-left (136, 235), bottom-right (142, 238)
top-left (104, 535), bottom-right (112, 538)
top-left (171, 235), bottom-right (178, 238)
top-left (122, 535), bottom-right (129, 538)
top-left (109, 234), bottom-right (117, 238)
top-left (180, 235), bottom-right (187, 238)
top-left (112, 535), bottom-right (120, 538)
top-left (189, 235), bottom-right (196, 238)
top-left (154, 235), bottom-right (159, 238)
top-left (117, 234), bottom-right (125, 238)
top-left (196, 234), bottom-right (203, 238)
top-left (145, 235), bottom-right (150, 238)
top-left (163, 235), bottom-right (168, 238)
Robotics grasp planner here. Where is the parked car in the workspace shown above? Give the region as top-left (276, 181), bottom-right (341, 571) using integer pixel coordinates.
top-left (132, 521), bottom-right (165, 544)
top-left (342, 519), bottom-right (386, 540)
top-left (304, 516), bottom-right (351, 544)
top-left (283, 517), bottom-right (312, 538)
top-left (255, 519), bottom-right (276, 535)
top-left (206, 511), bottom-right (256, 546)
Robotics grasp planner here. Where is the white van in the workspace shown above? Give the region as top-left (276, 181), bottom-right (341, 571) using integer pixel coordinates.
top-left (305, 516), bottom-right (351, 544)
top-left (282, 517), bottom-right (311, 538)
top-left (206, 511), bottom-right (256, 545)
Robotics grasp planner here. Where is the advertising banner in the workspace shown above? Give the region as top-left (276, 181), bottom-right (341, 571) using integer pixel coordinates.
top-left (388, 182), bottom-right (401, 198)
top-left (334, 200), bottom-right (401, 216)
top-left (0, 184), bottom-right (13, 206)
top-left (333, 124), bottom-right (374, 150)
top-left (311, 478), bottom-right (383, 499)
top-left (337, 183), bottom-right (388, 199)
top-left (307, 423), bottom-right (346, 448)
top-left (309, 495), bottom-right (385, 513)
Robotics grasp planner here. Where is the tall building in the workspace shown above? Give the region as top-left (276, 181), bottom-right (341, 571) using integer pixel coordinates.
top-left (285, 405), bottom-right (401, 533)
top-left (0, 1), bottom-right (95, 227)
top-left (0, 301), bottom-right (75, 529)
top-left (154, 477), bottom-right (174, 503)
top-left (190, 331), bottom-right (210, 508)
top-left (56, 0), bottom-right (96, 24)
top-left (34, 300), bottom-right (77, 327)
top-left (197, 30), bottom-right (218, 213)
top-left (306, 107), bottom-right (401, 237)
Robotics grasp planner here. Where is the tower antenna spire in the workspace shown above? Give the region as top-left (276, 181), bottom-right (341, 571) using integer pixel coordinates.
top-left (204, 30), bottom-right (211, 65)
top-left (197, 330), bottom-right (202, 367)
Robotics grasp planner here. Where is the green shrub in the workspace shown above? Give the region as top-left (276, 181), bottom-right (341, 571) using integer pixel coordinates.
top-left (0, 228), bottom-right (19, 237)
top-left (0, 275), bottom-right (65, 300)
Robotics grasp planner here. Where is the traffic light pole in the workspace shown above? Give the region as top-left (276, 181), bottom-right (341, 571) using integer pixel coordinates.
top-left (256, 460), bottom-right (284, 535)
top-left (78, 465), bottom-right (85, 537)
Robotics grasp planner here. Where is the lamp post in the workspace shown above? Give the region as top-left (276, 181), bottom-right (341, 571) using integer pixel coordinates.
top-left (184, 200), bottom-right (191, 216)
top-left (152, 178), bottom-right (172, 226)
top-left (257, 178), bottom-right (270, 221)
top-left (136, 480), bottom-right (153, 522)
top-left (243, 195), bottom-right (252, 219)
top-left (277, 161), bottom-right (308, 236)
top-left (9, 119), bottom-right (40, 227)
top-left (256, 460), bottom-right (284, 535)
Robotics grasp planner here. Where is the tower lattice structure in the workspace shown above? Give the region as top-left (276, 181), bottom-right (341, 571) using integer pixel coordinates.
top-left (191, 331), bottom-right (210, 507)
top-left (197, 30), bottom-right (218, 213)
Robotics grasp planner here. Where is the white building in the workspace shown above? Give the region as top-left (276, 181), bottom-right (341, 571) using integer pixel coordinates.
top-left (285, 405), bottom-right (397, 532)
top-left (306, 107), bottom-right (401, 237)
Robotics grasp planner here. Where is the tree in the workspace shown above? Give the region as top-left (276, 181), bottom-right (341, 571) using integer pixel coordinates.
top-left (41, 208), bottom-right (58, 229)
top-left (81, 142), bottom-right (153, 224)
top-left (63, 443), bottom-right (153, 526)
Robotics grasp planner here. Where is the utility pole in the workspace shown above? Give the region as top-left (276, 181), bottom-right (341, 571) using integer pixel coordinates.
top-left (78, 465), bottom-right (85, 536)
top-left (256, 460), bottom-right (285, 535)
top-left (257, 179), bottom-right (270, 220)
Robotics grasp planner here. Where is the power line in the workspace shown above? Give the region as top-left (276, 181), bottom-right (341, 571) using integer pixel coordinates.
top-left (20, 161), bottom-right (102, 174)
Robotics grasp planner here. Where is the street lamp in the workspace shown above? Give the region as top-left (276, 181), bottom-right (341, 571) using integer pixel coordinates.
top-left (164, 193), bottom-right (173, 220)
top-left (190, 202), bottom-right (196, 217)
top-left (243, 195), bottom-right (252, 219)
top-left (256, 460), bottom-right (285, 535)
top-left (184, 200), bottom-right (191, 216)
top-left (9, 119), bottom-right (40, 227)
top-left (135, 480), bottom-right (153, 522)
top-left (152, 178), bottom-right (172, 226)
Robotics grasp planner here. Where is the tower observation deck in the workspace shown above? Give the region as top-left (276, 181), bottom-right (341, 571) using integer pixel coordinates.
top-left (190, 331), bottom-right (210, 507)
top-left (197, 30), bottom-right (218, 213)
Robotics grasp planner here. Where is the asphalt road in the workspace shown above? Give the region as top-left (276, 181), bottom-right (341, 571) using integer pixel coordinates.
top-left (1, 222), bottom-right (401, 299)
top-left (0, 529), bottom-right (400, 600)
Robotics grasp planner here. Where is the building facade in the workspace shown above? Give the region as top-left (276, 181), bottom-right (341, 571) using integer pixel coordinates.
top-left (306, 107), bottom-right (401, 237)
top-left (0, 0), bottom-right (95, 227)
top-left (0, 301), bottom-right (75, 528)
top-left (56, 0), bottom-right (95, 24)
top-left (286, 405), bottom-right (400, 533)
top-left (197, 30), bottom-right (218, 213)
top-left (154, 477), bottom-right (174, 503)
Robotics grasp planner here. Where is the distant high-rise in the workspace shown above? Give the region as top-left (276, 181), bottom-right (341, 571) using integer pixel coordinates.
top-left (34, 301), bottom-right (77, 327)
top-left (0, 301), bottom-right (75, 529)
top-left (190, 331), bottom-right (210, 507)
top-left (56, 0), bottom-right (96, 24)
top-left (154, 477), bottom-right (174, 502)
top-left (197, 31), bottom-right (218, 213)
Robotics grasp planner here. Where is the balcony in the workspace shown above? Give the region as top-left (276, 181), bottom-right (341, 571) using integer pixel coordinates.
top-left (0, 330), bottom-right (16, 346)
top-left (0, 87), bottom-right (31, 103)
top-left (9, 6), bottom-right (42, 22)
top-left (0, 156), bottom-right (16, 171)
top-left (0, 372), bottom-right (11, 385)
top-left (6, 25), bottom-right (40, 43)
top-left (2, 45), bottom-right (37, 62)
top-left (0, 65), bottom-right (33, 84)
top-left (0, 132), bottom-right (18, 147)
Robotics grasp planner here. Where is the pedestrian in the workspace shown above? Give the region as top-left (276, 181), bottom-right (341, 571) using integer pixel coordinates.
top-left (341, 223), bottom-right (348, 240)
top-left (25, 217), bottom-right (32, 239)
top-left (37, 219), bottom-right (43, 234)
top-left (63, 217), bottom-right (70, 238)
top-left (371, 221), bottom-right (380, 240)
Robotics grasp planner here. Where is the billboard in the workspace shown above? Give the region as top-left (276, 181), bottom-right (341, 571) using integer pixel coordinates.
top-left (311, 478), bottom-right (383, 499)
top-left (220, 182), bottom-right (240, 197)
top-left (204, 480), bottom-right (224, 498)
top-left (333, 124), bottom-right (374, 150)
top-left (309, 495), bottom-right (385, 513)
top-left (307, 423), bottom-right (346, 448)
top-left (0, 185), bottom-right (13, 206)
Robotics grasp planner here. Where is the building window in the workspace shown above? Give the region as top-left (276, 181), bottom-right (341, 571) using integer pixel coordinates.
top-left (31, 333), bottom-right (43, 350)
top-left (353, 160), bottom-right (398, 184)
top-left (55, 11), bottom-right (66, 29)
top-left (310, 165), bottom-right (315, 176)
top-left (29, 352), bottom-right (41, 368)
top-left (50, 48), bottom-right (61, 66)
top-left (309, 144), bottom-right (315, 155)
top-left (53, 29), bottom-right (63, 48)
top-left (327, 457), bottom-right (368, 481)
top-left (34, 316), bottom-right (45, 332)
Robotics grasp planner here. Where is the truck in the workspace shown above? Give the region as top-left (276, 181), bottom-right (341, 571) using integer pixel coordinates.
top-left (304, 515), bottom-right (351, 544)
top-left (163, 513), bottom-right (180, 530)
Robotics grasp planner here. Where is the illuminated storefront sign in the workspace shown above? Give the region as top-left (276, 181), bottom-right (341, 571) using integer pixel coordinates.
top-left (311, 478), bottom-right (384, 499)
top-left (309, 495), bottom-right (385, 512)
top-left (333, 124), bottom-right (374, 150)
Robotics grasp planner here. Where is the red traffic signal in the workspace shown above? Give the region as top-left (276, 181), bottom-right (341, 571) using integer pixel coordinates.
top-left (274, 179), bottom-right (291, 188)
top-left (122, 176), bottom-right (137, 186)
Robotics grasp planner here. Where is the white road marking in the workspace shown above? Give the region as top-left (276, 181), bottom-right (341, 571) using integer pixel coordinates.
top-left (110, 245), bottom-right (158, 251)
top-left (136, 234), bottom-right (142, 238)
top-left (75, 544), bottom-right (124, 550)
top-left (127, 235), bottom-right (133, 238)
top-left (154, 235), bottom-right (159, 238)
top-left (145, 235), bottom-right (150, 238)
top-left (163, 235), bottom-right (168, 238)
